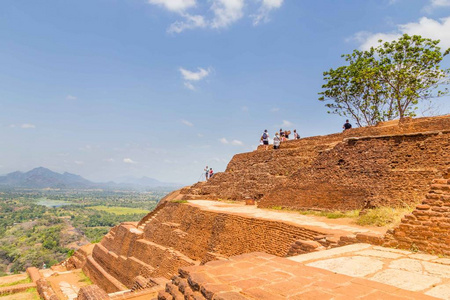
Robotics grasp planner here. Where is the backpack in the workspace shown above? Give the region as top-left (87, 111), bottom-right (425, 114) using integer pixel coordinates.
top-left (262, 132), bottom-right (268, 139)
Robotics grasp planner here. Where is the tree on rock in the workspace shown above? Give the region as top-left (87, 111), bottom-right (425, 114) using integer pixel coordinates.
top-left (319, 34), bottom-right (450, 127)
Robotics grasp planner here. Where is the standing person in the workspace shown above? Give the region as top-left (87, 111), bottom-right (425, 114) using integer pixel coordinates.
top-left (204, 166), bottom-right (209, 181)
top-left (273, 132), bottom-right (281, 149)
top-left (293, 129), bottom-right (300, 139)
top-left (209, 168), bottom-right (214, 178)
top-left (343, 120), bottom-right (352, 130)
top-left (261, 130), bottom-right (269, 150)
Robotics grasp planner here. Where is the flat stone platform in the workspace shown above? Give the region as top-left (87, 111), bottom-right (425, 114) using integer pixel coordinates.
top-left (187, 200), bottom-right (385, 237)
top-left (289, 243), bottom-right (450, 299)
top-left (170, 245), bottom-right (450, 299)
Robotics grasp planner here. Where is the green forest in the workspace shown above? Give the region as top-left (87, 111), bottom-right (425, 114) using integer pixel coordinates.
top-left (0, 189), bottom-right (165, 276)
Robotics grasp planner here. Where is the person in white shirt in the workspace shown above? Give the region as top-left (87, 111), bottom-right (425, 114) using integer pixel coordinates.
top-left (273, 132), bottom-right (281, 149)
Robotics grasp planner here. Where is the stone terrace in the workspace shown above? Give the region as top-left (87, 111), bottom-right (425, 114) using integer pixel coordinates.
top-left (187, 200), bottom-right (385, 238)
top-left (161, 247), bottom-right (447, 300)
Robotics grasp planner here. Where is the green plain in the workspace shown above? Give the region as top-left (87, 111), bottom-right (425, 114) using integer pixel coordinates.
top-left (88, 206), bottom-right (148, 215)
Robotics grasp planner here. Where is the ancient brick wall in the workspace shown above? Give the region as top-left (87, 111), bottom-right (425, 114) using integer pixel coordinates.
top-left (144, 202), bottom-right (326, 260)
top-left (384, 171), bottom-right (450, 256)
top-left (262, 130), bottom-right (449, 210)
top-left (180, 115), bottom-right (450, 211)
top-left (83, 202), bottom-right (328, 292)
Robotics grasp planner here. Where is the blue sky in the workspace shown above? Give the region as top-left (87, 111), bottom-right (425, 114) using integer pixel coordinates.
top-left (1, 0), bottom-right (449, 184)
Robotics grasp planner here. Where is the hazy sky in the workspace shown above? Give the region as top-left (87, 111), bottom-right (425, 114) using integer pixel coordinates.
top-left (1, 0), bottom-right (449, 184)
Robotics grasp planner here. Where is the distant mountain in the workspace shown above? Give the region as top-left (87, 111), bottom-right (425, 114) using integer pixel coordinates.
top-left (0, 167), bottom-right (180, 190)
top-left (0, 167), bottom-right (94, 189)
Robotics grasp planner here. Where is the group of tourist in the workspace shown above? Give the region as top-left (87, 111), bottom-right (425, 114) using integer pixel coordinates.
top-left (260, 128), bottom-right (300, 150)
top-left (260, 120), bottom-right (352, 150)
top-left (204, 166), bottom-right (214, 181)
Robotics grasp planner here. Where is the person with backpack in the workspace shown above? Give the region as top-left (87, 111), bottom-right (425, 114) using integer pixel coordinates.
top-left (293, 129), bottom-right (300, 139)
top-left (261, 130), bottom-right (269, 150)
top-left (209, 168), bottom-right (214, 178)
top-left (273, 132), bottom-right (281, 149)
top-left (343, 120), bottom-right (352, 130)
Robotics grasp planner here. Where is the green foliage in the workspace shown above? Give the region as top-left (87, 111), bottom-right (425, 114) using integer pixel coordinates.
top-left (78, 271), bottom-right (93, 284)
top-left (319, 34), bottom-right (450, 126)
top-left (88, 206), bottom-right (149, 215)
top-left (0, 189), bottom-right (162, 276)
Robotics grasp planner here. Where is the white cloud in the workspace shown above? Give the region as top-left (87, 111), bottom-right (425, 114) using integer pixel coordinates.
top-left (271, 107), bottom-right (280, 112)
top-left (211, 0), bottom-right (245, 29)
top-left (181, 119), bottom-right (194, 127)
top-left (180, 67), bottom-right (210, 81)
top-left (148, 0), bottom-right (284, 33)
top-left (66, 95), bottom-right (77, 100)
top-left (123, 158), bottom-right (137, 164)
top-left (353, 16), bottom-right (450, 50)
top-left (231, 139), bottom-right (244, 146)
top-left (103, 158), bottom-right (115, 162)
top-left (74, 160), bottom-right (84, 165)
top-left (197, 133), bottom-right (204, 137)
top-left (180, 67), bottom-right (211, 90)
top-left (252, 0), bottom-right (284, 25)
top-left (219, 137), bottom-right (229, 144)
top-left (424, 0), bottom-right (450, 12)
top-left (168, 13), bottom-right (206, 33)
top-left (280, 120), bottom-right (293, 128)
top-left (148, 0), bottom-right (196, 13)
top-left (21, 123), bottom-right (36, 129)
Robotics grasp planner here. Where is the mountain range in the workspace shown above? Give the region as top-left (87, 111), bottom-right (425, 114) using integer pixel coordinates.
top-left (0, 167), bottom-right (179, 190)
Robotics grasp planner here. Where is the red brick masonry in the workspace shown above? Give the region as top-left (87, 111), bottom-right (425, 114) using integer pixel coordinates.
top-left (385, 172), bottom-right (450, 256)
top-left (160, 252), bottom-right (436, 300)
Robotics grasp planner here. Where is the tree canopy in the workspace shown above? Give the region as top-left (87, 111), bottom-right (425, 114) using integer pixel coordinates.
top-left (319, 34), bottom-right (450, 127)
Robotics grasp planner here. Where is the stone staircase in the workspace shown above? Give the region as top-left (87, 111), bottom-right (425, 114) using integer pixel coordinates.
top-left (384, 168), bottom-right (450, 255)
top-left (137, 202), bottom-right (168, 230)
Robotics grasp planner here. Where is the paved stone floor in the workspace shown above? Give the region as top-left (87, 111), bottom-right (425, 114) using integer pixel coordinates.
top-left (288, 244), bottom-right (450, 299)
top-left (44, 269), bottom-right (91, 300)
top-left (188, 200), bottom-right (385, 236)
top-left (179, 250), bottom-right (440, 299)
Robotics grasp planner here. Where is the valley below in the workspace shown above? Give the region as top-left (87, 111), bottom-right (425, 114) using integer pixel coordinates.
top-left (0, 188), bottom-right (167, 276)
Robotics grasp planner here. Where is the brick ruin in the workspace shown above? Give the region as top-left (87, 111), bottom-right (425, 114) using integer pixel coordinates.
top-left (25, 115), bottom-right (449, 299)
top-left (383, 169), bottom-right (450, 256)
top-left (81, 201), bottom-right (335, 293)
top-left (181, 115), bottom-right (450, 211)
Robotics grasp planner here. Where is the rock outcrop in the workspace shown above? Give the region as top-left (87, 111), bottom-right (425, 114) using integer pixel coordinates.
top-left (181, 115), bottom-right (450, 211)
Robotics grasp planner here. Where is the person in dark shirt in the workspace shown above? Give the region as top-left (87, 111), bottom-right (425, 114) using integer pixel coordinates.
top-left (343, 120), bottom-right (352, 130)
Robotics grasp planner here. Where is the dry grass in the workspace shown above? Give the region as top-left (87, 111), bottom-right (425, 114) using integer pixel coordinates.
top-left (268, 205), bottom-right (414, 228)
top-left (356, 206), bottom-right (414, 227)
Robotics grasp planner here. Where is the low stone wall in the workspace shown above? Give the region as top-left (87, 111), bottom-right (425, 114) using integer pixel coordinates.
top-left (145, 202), bottom-right (326, 260)
top-left (384, 172), bottom-right (450, 256)
top-left (0, 283), bottom-right (36, 296)
top-left (83, 255), bottom-right (128, 293)
top-left (77, 285), bottom-right (109, 300)
top-left (36, 278), bottom-right (59, 300)
top-left (64, 243), bottom-right (95, 270)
